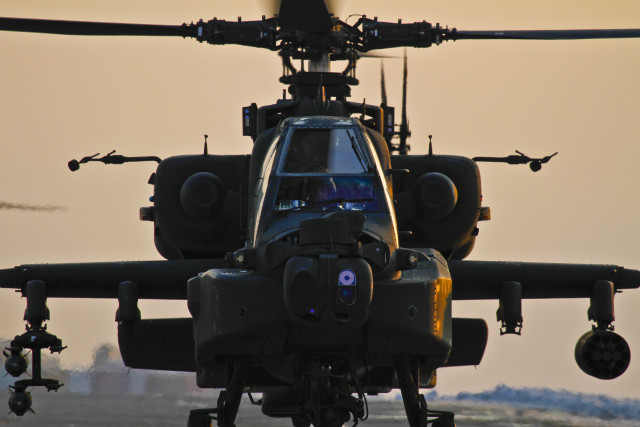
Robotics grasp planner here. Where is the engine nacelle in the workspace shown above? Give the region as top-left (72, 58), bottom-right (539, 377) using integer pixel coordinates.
top-left (391, 155), bottom-right (481, 259)
top-left (574, 330), bottom-right (631, 380)
top-left (413, 172), bottom-right (458, 221)
top-left (179, 171), bottom-right (225, 220)
top-left (150, 155), bottom-right (249, 259)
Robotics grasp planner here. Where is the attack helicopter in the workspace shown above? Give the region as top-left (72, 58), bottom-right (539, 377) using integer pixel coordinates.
top-left (2, 1), bottom-right (640, 426)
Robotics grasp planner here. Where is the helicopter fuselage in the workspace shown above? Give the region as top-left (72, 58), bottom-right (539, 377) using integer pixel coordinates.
top-left (175, 114), bottom-right (481, 425)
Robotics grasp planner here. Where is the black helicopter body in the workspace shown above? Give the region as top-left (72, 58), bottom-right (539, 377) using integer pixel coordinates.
top-left (1, 2), bottom-right (640, 426)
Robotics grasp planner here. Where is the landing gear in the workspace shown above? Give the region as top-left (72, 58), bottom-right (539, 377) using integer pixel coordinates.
top-left (395, 357), bottom-right (455, 427)
top-left (291, 358), bottom-right (366, 427)
top-left (188, 408), bottom-right (215, 427)
top-left (291, 415), bottom-right (311, 427)
top-left (430, 410), bottom-right (456, 427)
top-left (190, 355), bottom-right (456, 427)
top-left (188, 358), bottom-right (250, 427)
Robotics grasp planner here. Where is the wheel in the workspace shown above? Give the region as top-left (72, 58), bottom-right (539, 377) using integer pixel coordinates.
top-left (291, 415), bottom-right (311, 427)
top-left (432, 418), bottom-right (455, 427)
top-left (187, 409), bottom-right (213, 427)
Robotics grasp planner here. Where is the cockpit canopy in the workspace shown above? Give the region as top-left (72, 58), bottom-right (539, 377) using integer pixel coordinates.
top-left (249, 117), bottom-right (397, 248)
top-left (281, 127), bottom-right (372, 174)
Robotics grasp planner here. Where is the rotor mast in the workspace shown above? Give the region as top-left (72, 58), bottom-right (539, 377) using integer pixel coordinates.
top-left (308, 54), bottom-right (331, 73)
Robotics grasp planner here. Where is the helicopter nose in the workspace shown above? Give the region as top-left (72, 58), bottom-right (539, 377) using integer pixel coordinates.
top-left (283, 255), bottom-right (373, 327)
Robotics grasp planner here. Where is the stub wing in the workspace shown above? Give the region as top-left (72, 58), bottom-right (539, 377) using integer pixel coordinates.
top-left (0, 259), bottom-right (225, 299)
top-left (447, 260), bottom-right (638, 380)
top-left (448, 260), bottom-right (640, 300)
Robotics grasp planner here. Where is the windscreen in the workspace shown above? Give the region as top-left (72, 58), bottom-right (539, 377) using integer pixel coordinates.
top-left (274, 176), bottom-right (380, 212)
top-left (281, 128), bottom-right (371, 174)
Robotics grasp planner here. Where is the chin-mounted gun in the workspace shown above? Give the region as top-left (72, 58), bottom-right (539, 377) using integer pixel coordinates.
top-left (67, 150), bottom-right (161, 171)
top-left (473, 150), bottom-right (558, 172)
top-left (3, 281), bottom-right (66, 416)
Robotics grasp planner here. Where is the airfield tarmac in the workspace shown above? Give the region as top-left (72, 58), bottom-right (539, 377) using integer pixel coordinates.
top-left (0, 393), bottom-right (635, 427)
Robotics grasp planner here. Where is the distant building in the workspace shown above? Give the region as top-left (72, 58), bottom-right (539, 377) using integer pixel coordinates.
top-left (1, 340), bottom-right (203, 396)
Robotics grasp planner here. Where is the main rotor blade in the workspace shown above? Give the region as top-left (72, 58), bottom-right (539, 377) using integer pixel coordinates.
top-left (0, 17), bottom-right (195, 37)
top-left (278, 0), bottom-right (332, 33)
top-left (358, 52), bottom-right (400, 59)
top-left (453, 29), bottom-right (640, 41)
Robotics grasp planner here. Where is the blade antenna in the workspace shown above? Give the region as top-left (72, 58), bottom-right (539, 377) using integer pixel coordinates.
top-left (399, 48), bottom-right (411, 154)
top-left (380, 60), bottom-right (388, 106)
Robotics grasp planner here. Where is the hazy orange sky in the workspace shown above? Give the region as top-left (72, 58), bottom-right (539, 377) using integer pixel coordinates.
top-left (1, 0), bottom-right (639, 400)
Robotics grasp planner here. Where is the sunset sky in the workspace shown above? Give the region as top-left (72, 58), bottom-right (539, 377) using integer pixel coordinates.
top-left (1, 0), bottom-right (639, 400)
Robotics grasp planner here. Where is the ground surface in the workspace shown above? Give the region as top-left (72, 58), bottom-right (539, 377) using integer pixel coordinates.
top-left (0, 393), bottom-right (636, 427)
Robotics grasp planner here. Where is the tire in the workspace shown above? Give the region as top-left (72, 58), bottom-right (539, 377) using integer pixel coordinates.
top-left (432, 419), bottom-right (455, 427)
top-left (187, 409), bottom-right (212, 427)
top-left (291, 415), bottom-right (311, 427)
